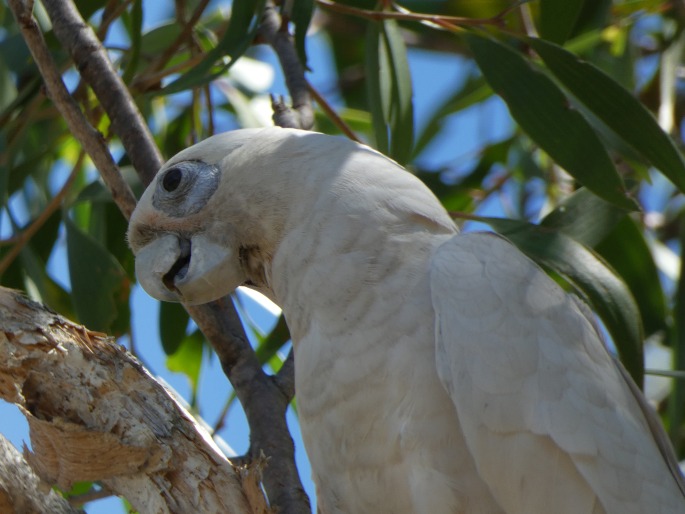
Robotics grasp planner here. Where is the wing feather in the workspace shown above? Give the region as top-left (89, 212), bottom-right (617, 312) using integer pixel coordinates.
top-left (430, 232), bottom-right (685, 514)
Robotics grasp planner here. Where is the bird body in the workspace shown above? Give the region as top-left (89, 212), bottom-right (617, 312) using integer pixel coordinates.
top-left (128, 127), bottom-right (685, 513)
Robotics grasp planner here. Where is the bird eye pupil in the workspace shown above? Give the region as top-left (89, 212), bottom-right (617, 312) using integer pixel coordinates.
top-left (162, 168), bottom-right (182, 192)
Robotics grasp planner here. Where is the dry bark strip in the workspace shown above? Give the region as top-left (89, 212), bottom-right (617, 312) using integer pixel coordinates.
top-left (0, 286), bottom-right (267, 514)
top-left (0, 433), bottom-right (83, 514)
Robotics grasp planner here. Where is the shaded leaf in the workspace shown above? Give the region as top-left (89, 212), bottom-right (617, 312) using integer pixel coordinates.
top-left (160, 301), bottom-right (190, 355)
top-left (255, 314), bottom-right (290, 365)
top-left (365, 17), bottom-right (414, 163)
top-left (467, 33), bottom-right (637, 210)
top-left (539, 0), bottom-right (587, 44)
top-left (541, 187), bottom-right (626, 246)
top-left (473, 216), bottom-right (644, 386)
top-left (167, 329), bottom-right (204, 400)
top-left (121, 0), bottom-right (143, 84)
top-left (596, 217), bottom-right (667, 337)
top-left (365, 20), bottom-right (389, 154)
top-left (162, 0), bottom-right (266, 95)
top-left (668, 220), bottom-right (685, 450)
top-left (529, 37), bottom-right (685, 193)
top-left (291, 0), bottom-right (314, 69)
top-left (65, 216), bottom-right (129, 333)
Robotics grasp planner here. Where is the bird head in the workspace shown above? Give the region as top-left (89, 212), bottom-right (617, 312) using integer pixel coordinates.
top-left (128, 127), bottom-right (455, 306)
top-left (127, 128), bottom-right (282, 305)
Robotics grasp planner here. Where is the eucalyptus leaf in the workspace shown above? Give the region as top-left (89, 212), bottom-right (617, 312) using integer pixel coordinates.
top-left (160, 301), bottom-right (190, 355)
top-left (162, 0), bottom-right (266, 95)
top-left (65, 215), bottom-right (130, 333)
top-left (167, 329), bottom-right (205, 400)
top-left (467, 33), bottom-right (637, 211)
top-left (539, 0), bottom-right (587, 44)
top-left (529, 37), bottom-right (685, 193)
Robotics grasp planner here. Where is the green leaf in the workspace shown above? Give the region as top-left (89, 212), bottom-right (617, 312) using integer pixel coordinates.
top-left (541, 187), bottom-right (626, 246)
top-left (668, 219), bottom-right (685, 450)
top-left (475, 216), bottom-right (644, 386)
top-left (65, 215), bottom-right (129, 333)
top-left (383, 18), bottom-right (414, 164)
top-left (159, 301), bottom-right (190, 355)
top-left (365, 20), bottom-right (389, 155)
top-left (596, 217), bottom-right (667, 338)
top-left (162, 0), bottom-right (267, 95)
top-left (167, 330), bottom-right (204, 400)
top-left (291, 0), bottom-right (314, 69)
top-left (539, 0), bottom-right (586, 44)
top-left (255, 314), bottom-right (290, 365)
top-left (121, 0), bottom-right (143, 84)
top-left (365, 17), bottom-right (414, 164)
top-left (528, 37), bottom-right (685, 193)
top-left (467, 33), bottom-right (637, 211)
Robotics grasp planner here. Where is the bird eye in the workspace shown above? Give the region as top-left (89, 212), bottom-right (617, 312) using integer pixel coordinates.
top-left (162, 168), bottom-right (183, 192)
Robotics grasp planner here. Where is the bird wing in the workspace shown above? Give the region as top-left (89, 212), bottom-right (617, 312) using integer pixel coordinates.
top-left (429, 231), bottom-right (685, 514)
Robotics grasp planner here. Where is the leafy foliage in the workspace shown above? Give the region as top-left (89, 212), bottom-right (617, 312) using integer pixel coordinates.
top-left (2, 0), bottom-right (685, 509)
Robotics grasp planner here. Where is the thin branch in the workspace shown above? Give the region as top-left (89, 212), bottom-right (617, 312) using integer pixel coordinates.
top-left (258, 6), bottom-right (314, 130)
top-left (306, 80), bottom-right (362, 143)
top-left (148, 0), bottom-right (211, 75)
top-left (41, 0), bottom-right (164, 186)
top-left (0, 152), bottom-right (84, 277)
top-left (315, 0), bottom-right (520, 29)
top-left (186, 298), bottom-right (311, 514)
top-left (132, 52), bottom-right (206, 92)
top-left (7, 0), bottom-right (137, 219)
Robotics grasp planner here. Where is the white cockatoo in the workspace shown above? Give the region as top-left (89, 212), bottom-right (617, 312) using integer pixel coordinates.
top-left (128, 127), bottom-right (685, 514)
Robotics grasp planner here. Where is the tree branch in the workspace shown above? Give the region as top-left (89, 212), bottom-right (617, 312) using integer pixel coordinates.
top-left (258, 6), bottom-right (314, 130)
top-left (41, 0), bottom-right (164, 186)
top-left (0, 287), bottom-right (257, 514)
top-left (7, 0), bottom-right (137, 219)
top-left (187, 299), bottom-right (310, 514)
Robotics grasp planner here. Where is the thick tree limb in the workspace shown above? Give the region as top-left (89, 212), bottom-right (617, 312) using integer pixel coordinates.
top-left (0, 433), bottom-right (83, 514)
top-left (0, 287), bottom-right (260, 514)
top-left (14, 2), bottom-right (309, 512)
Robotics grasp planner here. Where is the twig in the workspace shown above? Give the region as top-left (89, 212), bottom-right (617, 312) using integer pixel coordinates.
top-left (7, 0), bottom-right (137, 219)
top-left (0, 152), bottom-right (84, 277)
top-left (41, 0), bottom-right (164, 186)
top-left (316, 0), bottom-right (523, 29)
top-left (306, 80), bottom-right (362, 143)
top-left (132, 52), bottom-right (207, 92)
top-left (258, 6), bottom-right (314, 130)
top-left (148, 0), bottom-right (211, 75)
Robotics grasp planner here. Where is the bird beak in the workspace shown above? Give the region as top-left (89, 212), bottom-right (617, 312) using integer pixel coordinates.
top-left (134, 232), bottom-right (239, 305)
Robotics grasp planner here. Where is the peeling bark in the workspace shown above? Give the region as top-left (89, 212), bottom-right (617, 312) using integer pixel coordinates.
top-left (0, 287), bottom-right (267, 514)
top-left (0, 433), bottom-right (83, 514)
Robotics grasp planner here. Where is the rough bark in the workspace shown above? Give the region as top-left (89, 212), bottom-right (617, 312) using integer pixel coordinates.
top-left (0, 433), bottom-right (83, 514)
top-left (0, 287), bottom-right (265, 514)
